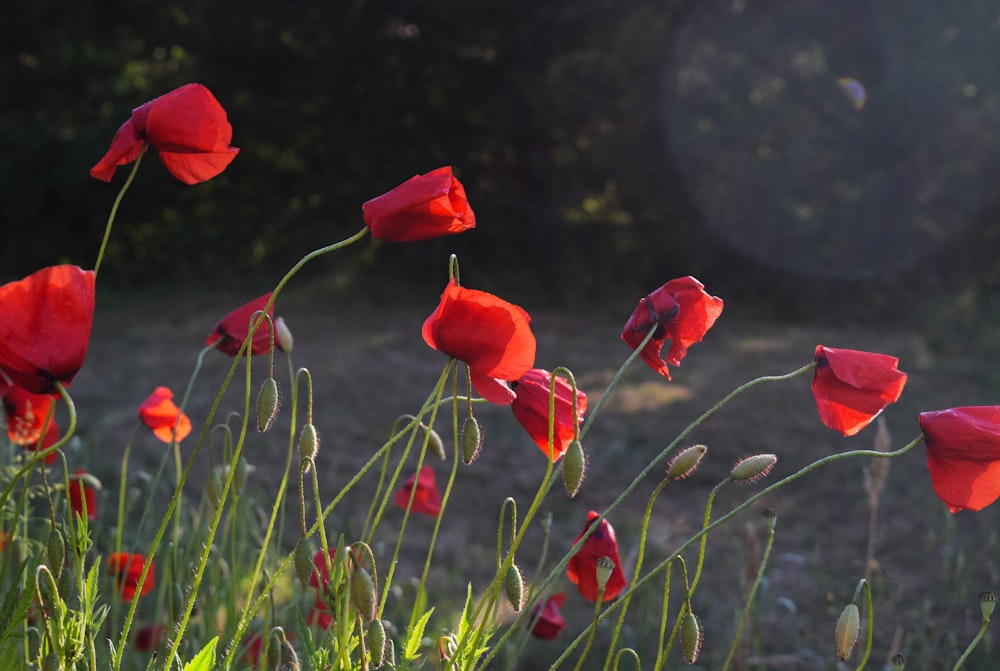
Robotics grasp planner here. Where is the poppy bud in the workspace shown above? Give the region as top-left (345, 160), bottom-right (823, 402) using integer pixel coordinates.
top-left (680, 611), bottom-right (703, 664)
top-left (299, 424), bottom-right (319, 470)
top-left (595, 556), bottom-right (615, 592)
top-left (294, 538), bottom-right (314, 587)
top-left (42, 653), bottom-right (61, 671)
top-left (256, 377), bottom-right (280, 432)
top-left (351, 566), bottom-right (378, 622)
top-left (891, 654), bottom-right (907, 670)
top-left (562, 439), bottom-right (586, 498)
top-left (730, 454), bottom-right (777, 483)
top-left (423, 424), bottom-right (446, 460)
top-left (385, 639), bottom-right (396, 668)
top-left (46, 527), bottom-right (65, 579)
top-left (666, 444), bottom-right (708, 480)
top-left (835, 603), bottom-right (860, 661)
top-left (981, 591), bottom-right (997, 620)
top-left (233, 457), bottom-right (250, 496)
top-left (461, 416), bottom-right (483, 465)
top-left (367, 619), bottom-right (387, 668)
top-left (277, 637), bottom-right (300, 671)
top-left (503, 564), bottom-right (524, 611)
top-left (207, 468), bottom-right (224, 508)
top-left (274, 317), bottom-right (294, 354)
top-left (57, 565), bottom-right (75, 601)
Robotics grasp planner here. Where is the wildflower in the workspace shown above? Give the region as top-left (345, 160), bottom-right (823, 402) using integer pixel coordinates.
top-left (566, 511), bottom-right (628, 601)
top-left (362, 166), bottom-right (476, 241)
top-left (107, 552), bottom-right (155, 600)
top-left (422, 280), bottom-right (535, 404)
top-left (621, 277), bottom-right (723, 380)
top-left (0, 265), bottom-right (95, 394)
top-left (206, 292), bottom-right (274, 356)
top-left (920, 406), bottom-right (1000, 512)
top-left (394, 466), bottom-right (442, 517)
top-left (528, 593), bottom-right (566, 640)
top-left (510, 369), bottom-right (587, 461)
top-left (138, 387), bottom-right (192, 443)
top-left (3, 386), bottom-right (56, 446)
top-left (68, 468), bottom-right (98, 521)
top-left (812, 346), bottom-right (907, 436)
top-left (90, 83), bottom-right (238, 185)
top-left (23, 418), bottom-right (61, 465)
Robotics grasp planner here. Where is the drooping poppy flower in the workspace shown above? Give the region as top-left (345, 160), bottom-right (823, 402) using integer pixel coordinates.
top-left (920, 406), bottom-right (1000, 513)
top-left (567, 511), bottom-right (628, 602)
top-left (812, 346), bottom-right (907, 436)
top-left (510, 369), bottom-right (587, 461)
top-left (135, 624), bottom-right (167, 651)
top-left (107, 552), bottom-right (155, 600)
top-left (3, 386), bottom-right (56, 446)
top-left (422, 279), bottom-right (536, 404)
top-left (621, 277), bottom-right (723, 381)
top-left (138, 387), bottom-right (192, 443)
top-left (206, 293), bottom-right (275, 357)
top-left (362, 166), bottom-right (476, 242)
top-left (0, 265), bottom-right (95, 394)
top-left (68, 468), bottom-right (98, 521)
top-left (394, 465), bottom-right (442, 517)
top-left (90, 83), bottom-right (239, 185)
top-left (528, 593), bottom-right (566, 640)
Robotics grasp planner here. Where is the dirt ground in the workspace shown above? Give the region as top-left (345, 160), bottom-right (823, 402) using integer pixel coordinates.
top-left (65, 285), bottom-right (1000, 670)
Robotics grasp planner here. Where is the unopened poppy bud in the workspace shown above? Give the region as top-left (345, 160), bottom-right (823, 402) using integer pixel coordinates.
top-left (42, 653), bottom-right (61, 671)
top-left (207, 468), bottom-right (224, 508)
top-left (562, 439), bottom-right (586, 498)
top-left (57, 565), bottom-right (75, 601)
top-left (277, 637), bottom-right (300, 670)
top-left (980, 591), bottom-right (997, 620)
top-left (423, 424), bottom-right (446, 460)
top-left (666, 444), bottom-right (708, 480)
top-left (385, 639), bottom-right (396, 667)
top-left (461, 416), bottom-right (483, 464)
top-left (294, 538), bottom-right (314, 587)
top-left (890, 653), bottom-right (907, 670)
top-left (298, 424), bottom-right (319, 471)
top-left (835, 603), bottom-right (860, 661)
top-left (233, 457), bottom-right (250, 496)
top-left (46, 528), bottom-right (65, 579)
top-left (351, 566), bottom-right (378, 622)
top-left (274, 317), bottom-right (294, 354)
top-left (503, 564), bottom-right (524, 611)
top-left (730, 453), bottom-right (777, 483)
top-left (680, 611), bottom-right (703, 664)
top-left (595, 556), bottom-right (615, 592)
top-left (256, 377), bottom-right (280, 432)
top-left (367, 619), bottom-right (387, 668)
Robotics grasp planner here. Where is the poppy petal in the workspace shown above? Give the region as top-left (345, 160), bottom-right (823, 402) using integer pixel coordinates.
top-left (362, 166), bottom-right (476, 242)
top-left (206, 293), bottom-right (275, 356)
top-left (89, 117), bottom-right (145, 182)
top-left (921, 406), bottom-right (1000, 512)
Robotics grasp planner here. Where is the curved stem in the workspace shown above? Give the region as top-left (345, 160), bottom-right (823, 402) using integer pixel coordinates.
top-left (722, 512), bottom-right (777, 671)
top-left (94, 146), bottom-right (146, 277)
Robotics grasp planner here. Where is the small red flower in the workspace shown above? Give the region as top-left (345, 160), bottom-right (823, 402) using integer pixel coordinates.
top-left (135, 624), bottom-right (167, 651)
top-left (567, 511), bottom-right (628, 602)
top-left (422, 279), bottom-right (536, 404)
top-left (69, 469), bottom-right (98, 521)
top-left (138, 387), bottom-right (192, 443)
top-left (0, 265), bottom-right (95, 394)
top-left (3, 386), bottom-right (56, 446)
top-left (362, 166), bottom-right (476, 242)
top-left (90, 83), bottom-right (239, 185)
top-left (528, 593), bottom-right (566, 640)
top-left (510, 369), bottom-right (587, 461)
top-left (621, 277), bottom-right (723, 380)
top-left (107, 552), bottom-right (155, 600)
top-left (206, 293), bottom-right (275, 357)
top-left (812, 346), bottom-right (907, 436)
top-left (920, 406), bottom-right (1000, 512)
top-left (394, 465), bottom-right (442, 517)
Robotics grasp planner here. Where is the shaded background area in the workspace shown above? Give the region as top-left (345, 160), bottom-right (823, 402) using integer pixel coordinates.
top-left (4, 0), bottom-right (1000, 329)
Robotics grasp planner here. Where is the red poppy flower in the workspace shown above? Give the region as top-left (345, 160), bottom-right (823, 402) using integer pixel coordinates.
top-left (206, 293), bottom-right (275, 357)
top-left (22, 417), bottom-right (61, 465)
top-left (107, 552), bottom-right (155, 600)
top-left (422, 280), bottom-right (536, 404)
top-left (812, 346), bottom-right (907, 436)
top-left (567, 511), bottom-right (628, 602)
top-left (307, 595), bottom-right (334, 629)
top-left (621, 277), bottom-right (723, 380)
top-left (394, 465), bottom-right (442, 517)
top-left (510, 369), bottom-right (587, 461)
top-left (138, 387), bottom-right (192, 443)
top-left (3, 386), bottom-right (56, 446)
top-left (69, 468), bottom-right (98, 521)
top-left (528, 593), bottom-right (566, 640)
top-left (362, 166), bottom-right (476, 242)
top-left (309, 547), bottom-right (344, 590)
top-left (920, 406), bottom-right (1000, 512)
top-left (135, 624), bottom-right (167, 651)
top-left (90, 83), bottom-right (239, 185)
top-left (0, 265), bottom-right (95, 394)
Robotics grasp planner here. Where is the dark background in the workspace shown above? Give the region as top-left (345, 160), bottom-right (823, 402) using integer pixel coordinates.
top-left (4, 0), bottom-right (1000, 334)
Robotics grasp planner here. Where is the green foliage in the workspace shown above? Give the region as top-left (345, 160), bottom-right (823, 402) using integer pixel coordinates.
top-left (181, 636), bottom-right (218, 671)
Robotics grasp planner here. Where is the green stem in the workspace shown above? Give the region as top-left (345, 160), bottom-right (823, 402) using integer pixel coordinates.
top-left (951, 609), bottom-right (992, 671)
top-left (856, 579), bottom-right (874, 671)
top-left (94, 146), bottom-right (145, 277)
top-left (722, 512), bottom-right (777, 671)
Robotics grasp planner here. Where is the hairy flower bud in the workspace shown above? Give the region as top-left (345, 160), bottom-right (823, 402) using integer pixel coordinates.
top-left (461, 416), bottom-right (483, 465)
top-left (666, 444), bottom-right (708, 480)
top-left (294, 538), bottom-right (314, 587)
top-left (681, 611), bottom-right (703, 664)
top-left (351, 566), bottom-right (378, 622)
top-left (256, 377), bottom-right (280, 432)
top-left (46, 527), bottom-right (65, 579)
top-left (503, 564), bottom-right (525, 611)
top-left (423, 424), bottom-right (446, 460)
top-left (298, 423), bottom-right (319, 472)
top-left (367, 619), bottom-right (387, 668)
top-left (274, 317), bottom-right (294, 354)
top-left (835, 603), bottom-right (860, 661)
top-left (562, 439), bottom-right (586, 498)
top-left (730, 453), bottom-right (777, 483)
top-left (42, 653), bottom-right (61, 671)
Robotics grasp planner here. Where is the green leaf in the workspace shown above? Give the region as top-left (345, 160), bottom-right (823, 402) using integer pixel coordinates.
top-left (403, 607), bottom-right (434, 662)
top-left (182, 636), bottom-right (218, 671)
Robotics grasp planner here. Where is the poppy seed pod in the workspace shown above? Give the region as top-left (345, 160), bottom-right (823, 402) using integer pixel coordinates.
top-left (503, 564), bottom-right (524, 611)
top-left (562, 439), bottom-right (586, 498)
top-left (256, 377), bottom-right (280, 432)
top-left (595, 556), bottom-right (615, 592)
top-left (681, 611), bottom-right (703, 664)
top-left (981, 591), bottom-right (998, 620)
top-left (461, 416), bottom-right (483, 464)
top-left (890, 654), bottom-right (907, 670)
top-left (835, 603), bottom-right (860, 661)
top-left (730, 454), bottom-right (777, 483)
top-left (666, 444), bottom-right (708, 480)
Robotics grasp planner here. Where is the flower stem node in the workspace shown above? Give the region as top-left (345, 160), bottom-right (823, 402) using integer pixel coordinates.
top-left (563, 439), bottom-right (586, 497)
top-left (367, 619), bottom-right (388, 668)
top-left (666, 444), bottom-right (708, 480)
top-left (980, 591), bottom-right (997, 621)
top-left (351, 566), bottom-right (378, 622)
top-left (681, 611), bottom-right (703, 664)
top-left (256, 377), bottom-right (280, 433)
top-left (298, 424), bottom-right (319, 467)
top-left (835, 603), bottom-right (861, 661)
top-left (730, 453), bottom-right (778, 483)
top-left (461, 416), bottom-right (483, 465)
top-left (503, 564), bottom-right (525, 611)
